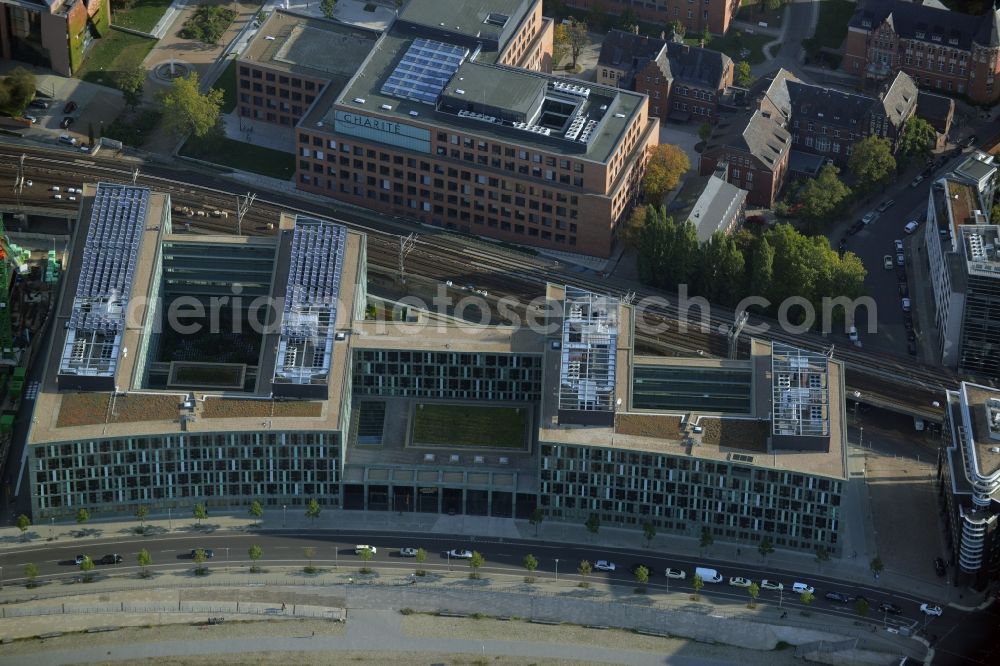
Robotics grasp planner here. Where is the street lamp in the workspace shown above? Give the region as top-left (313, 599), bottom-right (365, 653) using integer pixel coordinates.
top-left (447, 551), bottom-right (451, 570)
top-left (50, 517), bottom-right (54, 540)
top-left (283, 505), bottom-right (287, 528)
top-left (555, 558), bottom-right (559, 581)
top-left (168, 507), bottom-right (172, 531)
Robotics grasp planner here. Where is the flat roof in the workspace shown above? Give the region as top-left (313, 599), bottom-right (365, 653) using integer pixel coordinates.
top-left (957, 382), bottom-right (1000, 480)
top-left (240, 10), bottom-right (379, 83)
top-left (961, 224), bottom-right (1000, 277)
top-left (558, 286), bottom-right (619, 414)
top-left (397, 0), bottom-right (529, 39)
top-left (324, 25), bottom-right (648, 163)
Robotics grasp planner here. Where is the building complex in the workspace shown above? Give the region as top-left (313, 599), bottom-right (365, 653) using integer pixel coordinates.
top-left (28, 182), bottom-right (850, 557)
top-left (562, 0), bottom-right (742, 37)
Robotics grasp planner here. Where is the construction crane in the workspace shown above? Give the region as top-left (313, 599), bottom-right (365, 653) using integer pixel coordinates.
top-left (0, 215), bottom-right (29, 367)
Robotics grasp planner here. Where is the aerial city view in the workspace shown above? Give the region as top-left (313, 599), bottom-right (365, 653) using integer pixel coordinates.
top-left (0, 0), bottom-right (998, 663)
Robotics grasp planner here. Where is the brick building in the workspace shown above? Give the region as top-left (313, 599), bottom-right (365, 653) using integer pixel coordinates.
top-left (563, 0), bottom-right (741, 36)
top-left (699, 108), bottom-right (791, 208)
top-left (294, 0), bottom-right (658, 258)
top-left (0, 0), bottom-right (110, 76)
top-left (597, 29), bottom-right (733, 124)
top-left (236, 11), bottom-right (379, 128)
top-left (842, 0), bottom-right (1000, 104)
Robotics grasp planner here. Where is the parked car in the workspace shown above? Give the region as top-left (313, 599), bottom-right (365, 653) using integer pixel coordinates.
top-left (74, 554), bottom-right (87, 565)
top-left (23, 114), bottom-right (37, 124)
top-left (99, 554), bottom-right (122, 565)
top-left (792, 582), bottom-right (814, 594)
top-left (60, 116), bottom-right (74, 129)
top-left (876, 199), bottom-right (895, 212)
top-left (594, 560), bottom-right (616, 572)
top-left (664, 568), bottom-right (686, 579)
top-left (896, 253), bottom-right (905, 267)
top-left (920, 603), bottom-right (943, 617)
top-left (62, 100), bottom-right (77, 114)
top-left (190, 548), bottom-right (215, 559)
top-left (899, 283), bottom-right (909, 298)
top-left (861, 211), bottom-right (877, 225)
top-left (934, 557), bottom-right (947, 576)
top-left (848, 220), bottom-right (865, 235)
top-left (446, 549), bottom-right (473, 559)
top-left (354, 545), bottom-right (377, 555)
top-left (29, 99), bottom-right (50, 109)
top-left (910, 174), bottom-right (925, 188)
top-left (883, 255), bottom-right (894, 270)
top-left (904, 220), bottom-right (920, 234)
top-left (399, 547), bottom-right (419, 557)
top-left (57, 134), bottom-right (77, 146)
top-left (904, 316), bottom-right (914, 331)
top-left (901, 298), bottom-right (912, 312)
top-left (728, 576), bottom-right (752, 588)
top-left (894, 239), bottom-right (904, 253)
top-left (825, 591), bottom-right (853, 603)
top-left (878, 602), bottom-right (902, 615)
top-left (760, 579), bottom-right (783, 591)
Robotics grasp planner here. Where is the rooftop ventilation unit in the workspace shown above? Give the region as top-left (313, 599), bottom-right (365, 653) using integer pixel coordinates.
top-left (353, 97), bottom-right (366, 104)
top-left (381, 104), bottom-right (392, 110)
top-left (409, 110), bottom-right (419, 117)
top-left (551, 80), bottom-right (591, 98)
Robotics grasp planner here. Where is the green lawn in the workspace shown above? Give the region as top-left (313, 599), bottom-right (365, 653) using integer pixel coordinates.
top-left (809, 0), bottom-right (855, 50)
top-left (111, 0), bottom-right (173, 34)
top-left (77, 28), bottom-right (157, 87)
top-left (180, 135), bottom-right (296, 180)
top-left (412, 403), bottom-right (528, 449)
top-left (737, 0), bottom-right (785, 27)
top-left (691, 31), bottom-right (771, 66)
top-left (215, 59), bottom-right (238, 114)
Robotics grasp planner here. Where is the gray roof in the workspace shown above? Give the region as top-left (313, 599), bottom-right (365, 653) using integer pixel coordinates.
top-left (705, 109), bottom-right (791, 171)
top-left (880, 71), bottom-right (918, 127)
top-left (769, 69), bottom-right (914, 131)
top-left (916, 91), bottom-right (955, 133)
top-left (397, 0), bottom-right (533, 44)
top-left (670, 173), bottom-right (747, 243)
top-left (597, 29), bottom-right (731, 90)
top-left (849, 0), bottom-right (1000, 49)
top-left (440, 60), bottom-right (547, 119)
top-left (760, 68), bottom-right (797, 121)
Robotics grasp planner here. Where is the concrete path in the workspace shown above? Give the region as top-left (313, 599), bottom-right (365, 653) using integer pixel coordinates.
top-left (754, 0), bottom-right (822, 79)
top-left (148, 0), bottom-right (195, 40)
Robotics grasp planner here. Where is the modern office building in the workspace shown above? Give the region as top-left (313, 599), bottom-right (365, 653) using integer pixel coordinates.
top-left (295, 0), bottom-right (658, 258)
top-left (31, 187), bottom-right (847, 556)
top-left (596, 29), bottom-right (734, 124)
top-left (562, 0), bottom-right (742, 37)
top-left (938, 382), bottom-right (1000, 589)
top-left (236, 11), bottom-right (380, 129)
top-left (0, 0), bottom-right (110, 75)
top-left (842, 0), bottom-right (1000, 104)
top-left (924, 152), bottom-right (1000, 378)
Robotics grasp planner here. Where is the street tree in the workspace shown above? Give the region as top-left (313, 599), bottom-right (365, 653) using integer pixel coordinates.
top-left (76, 508), bottom-right (90, 526)
top-left (415, 547), bottom-right (427, 575)
top-left (748, 582), bottom-right (760, 608)
top-left (117, 62), bottom-right (146, 110)
top-left (815, 546), bottom-right (830, 570)
top-left (552, 23), bottom-right (570, 68)
top-left (578, 559), bottom-right (592, 587)
top-left (642, 144), bottom-right (690, 204)
top-left (635, 207), bottom-right (699, 290)
top-left (567, 19), bottom-right (589, 69)
top-left (24, 562), bottom-right (38, 587)
top-left (303, 546), bottom-right (317, 573)
top-left (248, 544), bottom-right (263, 573)
top-left (192, 503), bottom-right (207, 525)
top-left (1, 67), bottom-right (36, 115)
top-left (698, 122), bottom-right (712, 144)
top-left (585, 513), bottom-right (600, 535)
top-left (15, 514), bottom-right (30, 541)
top-left (633, 564), bottom-right (650, 592)
top-left (870, 556), bottom-right (884, 578)
top-left (758, 537), bottom-right (775, 562)
top-left (642, 520), bottom-right (656, 547)
top-left (796, 163), bottom-right (852, 225)
top-left (79, 555), bottom-right (95, 581)
top-left (135, 505), bottom-right (149, 533)
top-left (898, 116), bottom-right (936, 166)
top-left (158, 73), bottom-right (224, 139)
top-left (358, 546), bottom-right (374, 573)
top-left (735, 60), bottom-right (754, 87)
top-left (694, 231), bottom-right (746, 306)
top-left (800, 590), bottom-right (815, 605)
top-left (848, 136), bottom-right (896, 193)
top-left (618, 8), bottom-right (639, 33)
top-left (668, 19), bottom-right (685, 39)
top-left (469, 550), bottom-right (485, 579)
top-left (248, 500), bottom-right (264, 527)
top-left (529, 507), bottom-right (544, 536)
top-left (320, 0), bottom-right (337, 19)
top-left (305, 498), bottom-right (322, 524)
top-left (855, 598), bottom-right (870, 616)
top-left (701, 26), bottom-right (711, 45)
top-left (522, 553), bottom-right (539, 582)
top-left (993, 200), bottom-right (1000, 224)
top-left (765, 0), bottom-right (784, 11)
top-left (137, 548), bottom-right (152, 577)
top-left (192, 548), bottom-right (208, 574)
top-left (691, 573), bottom-right (704, 600)
top-left (699, 526), bottom-right (714, 553)
top-left (618, 204), bottom-right (648, 249)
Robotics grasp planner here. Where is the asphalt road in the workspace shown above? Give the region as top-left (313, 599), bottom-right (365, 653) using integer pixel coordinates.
top-left (0, 530), bottom-right (948, 628)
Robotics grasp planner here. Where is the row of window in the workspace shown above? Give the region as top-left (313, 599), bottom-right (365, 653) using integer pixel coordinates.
top-left (436, 131), bottom-right (587, 172)
top-left (239, 66), bottom-right (317, 90)
top-left (239, 79), bottom-right (316, 105)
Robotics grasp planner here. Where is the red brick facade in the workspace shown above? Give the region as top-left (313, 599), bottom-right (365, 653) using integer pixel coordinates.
top-left (634, 58), bottom-right (732, 123)
top-left (237, 65), bottom-right (324, 128)
top-left (564, 0), bottom-right (740, 36)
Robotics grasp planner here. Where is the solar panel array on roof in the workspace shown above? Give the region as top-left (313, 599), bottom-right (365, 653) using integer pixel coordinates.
top-left (381, 38), bottom-right (469, 105)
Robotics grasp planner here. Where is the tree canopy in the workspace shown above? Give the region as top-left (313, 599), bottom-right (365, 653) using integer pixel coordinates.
top-left (0, 67), bottom-right (36, 116)
top-left (898, 116), bottom-right (936, 166)
top-left (642, 144), bottom-right (690, 204)
top-left (848, 136), bottom-right (896, 192)
top-left (158, 73), bottom-right (224, 139)
top-left (735, 61), bottom-right (754, 88)
top-left (796, 164), bottom-right (852, 225)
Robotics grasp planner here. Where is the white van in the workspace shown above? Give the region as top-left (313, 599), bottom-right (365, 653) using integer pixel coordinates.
top-left (695, 567), bottom-right (723, 583)
top-left (354, 544), bottom-right (376, 555)
top-left (792, 582), bottom-right (814, 594)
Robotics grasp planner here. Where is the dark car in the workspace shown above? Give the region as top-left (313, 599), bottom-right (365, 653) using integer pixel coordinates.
top-left (190, 548), bottom-right (215, 559)
top-left (29, 99), bottom-right (50, 109)
top-left (60, 116), bottom-right (74, 129)
top-left (630, 563), bottom-right (653, 577)
top-left (848, 220), bottom-right (865, 235)
top-left (100, 554), bottom-right (123, 565)
top-left (922, 164), bottom-right (934, 177)
top-left (904, 318), bottom-right (914, 331)
top-left (899, 283), bottom-right (909, 298)
top-left (907, 331), bottom-right (916, 343)
top-left (825, 591), bottom-right (853, 603)
top-left (879, 602), bottom-right (902, 615)
top-left (934, 557), bottom-right (946, 576)
top-left (62, 100), bottom-right (77, 114)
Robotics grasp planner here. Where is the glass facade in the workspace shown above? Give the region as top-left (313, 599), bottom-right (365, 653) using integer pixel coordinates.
top-left (539, 443), bottom-right (843, 554)
top-left (31, 431), bottom-right (341, 517)
top-left (353, 349), bottom-right (543, 401)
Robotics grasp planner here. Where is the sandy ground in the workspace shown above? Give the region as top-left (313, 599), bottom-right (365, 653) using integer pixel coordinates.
top-left (94, 652), bottom-right (604, 666)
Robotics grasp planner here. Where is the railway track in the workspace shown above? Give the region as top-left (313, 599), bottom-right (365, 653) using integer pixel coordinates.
top-left (0, 146), bottom-right (960, 418)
